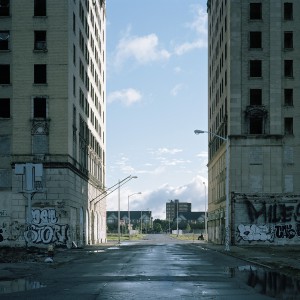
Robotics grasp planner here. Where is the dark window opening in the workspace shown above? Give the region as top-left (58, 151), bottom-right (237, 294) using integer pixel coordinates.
top-left (34, 31), bottom-right (47, 50)
top-left (284, 32), bottom-right (293, 49)
top-left (0, 64), bottom-right (10, 84)
top-left (34, 64), bottom-right (47, 84)
top-left (0, 0), bottom-right (9, 16)
top-left (250, 60), bottom-right (262, 77)
top-left (250, 118), bottom-right (263, 134)
top-left (33, 97), bottom-right (46, 118)
top-left (250, 31), bottom-right (262, 48)
top-left (284, 89), bottom-right (293, 106)
top-left (0, 31), bottom-right (9, 50)
top-left (284, 118), bottom-right (293, 135)
top-left (284, 3), bottom-right (293, 20)
top-left (0, 98), bottom-right (10, 118)
top-left (284, 60), bottom-right (293, 77)
top-left (250, 3), bottom-right (262, 20)
top-left (34, 0), bottom-right (46, 16)
top-left (250, 89), bottom-right (262, 105)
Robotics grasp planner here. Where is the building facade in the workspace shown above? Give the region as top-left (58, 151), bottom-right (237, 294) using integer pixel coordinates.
top-left (0, 0), bottom-right (106, 248)
top-left (166, 200), bottom-right (192, 221)
top-left (207, 0), bottom-right (300, 245)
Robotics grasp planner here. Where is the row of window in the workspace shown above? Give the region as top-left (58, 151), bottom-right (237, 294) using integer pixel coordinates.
top-left (0, 0), bottom-right (46, 17)
top-left (0, 97), bottom-right (47, 119)
top-left (0, 64), bottom-right (47, 84)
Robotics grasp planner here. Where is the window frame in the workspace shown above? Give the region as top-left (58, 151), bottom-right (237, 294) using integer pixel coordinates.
top-left (33, 97), bottom-right (47, 119)
top-left (249, 3), bottom-right (262, 20)
top-left (34, 64), bottom-right (47, 84)
top-left (284, 2), bottom-right (293, 20)
top-left (0, 31), bottom-right (10, 50)
top-left (34, 30), bottom-right (47, 51)
top-left (0, 0), bottom-right (10, 17)
top-left (249, 31), bottom-right (262, 49)
top-left (0, 98), bottom-right (10, 118)
top-left (249, 60), bottom-right (262, 78)
top-left (0, 64), bottom-right (10, 84)
top-left (34, 0), bottom-right (47, 17)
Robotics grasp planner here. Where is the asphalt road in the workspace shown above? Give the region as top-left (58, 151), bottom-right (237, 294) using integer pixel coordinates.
top-left (0, 234), bottom-right (295, 299)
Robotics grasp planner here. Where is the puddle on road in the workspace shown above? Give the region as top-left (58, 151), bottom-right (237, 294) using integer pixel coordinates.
top-left (107, 247), bottom-right (120, 250)
top-left (88, 250), bottom-right (106, 253)
top-left (229, 265), bottom-right (300, 299)
top-left (0, 278), bottom-right (46, 294)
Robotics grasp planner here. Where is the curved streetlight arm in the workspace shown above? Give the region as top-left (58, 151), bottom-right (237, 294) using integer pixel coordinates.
top-left (92, 175), bottom-right (137, 205)
top-left (194, 129), bottom-right (227, 142)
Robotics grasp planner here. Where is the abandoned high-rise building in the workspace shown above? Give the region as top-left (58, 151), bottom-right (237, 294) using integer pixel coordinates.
top-left (207, 0), bottom-right (300, 246)
top-left (0, 0), bottom-right (106, 248)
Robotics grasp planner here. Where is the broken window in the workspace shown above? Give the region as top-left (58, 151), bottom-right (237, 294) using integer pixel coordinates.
top-left (0, 64), bottom-right (10, 84)
top-left (250, 89), bottom-right (262, 105)
top-left (250, 3), bottom-right (262, 20)
top-left (284, 118), bottom-right (293, 135)
top-left (284, 3), bottom-right (293, 20)
top-left (0, 0), bottom-right (9, 16)
top-left (284, 60), bottom-right (293, 77)
top-left (249, 117), bottom-right (263, 134)
top-left (34, 0), bottom-right (46, 16)
top-left (284, 89), bottom-right (293, 106)
top-left (33, 97), bottom-right (46, 118)
top-left (34, 31), bottom-right (47, 50)
top-left (250, 60), bottom-right (262, 77)
top-left (0, 98), bottom-right (10, 118)
top-left (34, 64), bottom-right (47, 84)
top-left (0, 31), bottom-right (9, 50)
top-left (284, 32), bottom-right (293, 49)
top-left (249, 31), bottom-right (262, 48)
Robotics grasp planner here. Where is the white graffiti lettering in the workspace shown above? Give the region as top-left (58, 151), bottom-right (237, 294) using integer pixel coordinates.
top-left (237, 224), bottom-right (274, 242)
top-left (32, 209), bottom-right (58, 225)
top-left (24, 224), bottom-right (69, 244)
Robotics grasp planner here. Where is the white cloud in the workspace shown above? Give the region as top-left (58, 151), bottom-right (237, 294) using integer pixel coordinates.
top-left (107, 88), bottom-right (142, 106)
top-left (170, 84), bottom-right (184, 96)
top-left (114, 31), bottom-right (171, 67)
top-left (155, 147), bottom-right (183, 155)
top-left (106, 174), bottom-right (207, 220)
top-left (174, 5), bottom-right (208, 55)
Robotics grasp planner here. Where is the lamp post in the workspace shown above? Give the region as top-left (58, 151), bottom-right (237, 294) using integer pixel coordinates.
top-left (118, 175), bottom-right (138, 244)
top-left (176, 200), bottom-right (179, 236)
top-left (128, 192), bottom-right (142, 239)
top-left (194, 129), bottom-right (230, 251)
top-left (203, 182), bottom-right (207, 241)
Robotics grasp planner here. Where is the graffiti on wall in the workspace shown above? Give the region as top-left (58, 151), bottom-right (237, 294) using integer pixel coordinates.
top-left (24, 209), bottom-right (69, 245)
top-left (236, 199), bottom-right (300, 243)
top-left (0, 208), bottom-right (69, 246)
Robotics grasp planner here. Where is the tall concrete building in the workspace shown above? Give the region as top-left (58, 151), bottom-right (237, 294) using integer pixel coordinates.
top-left (207, 0), bottom-right (300, 246)
top-left (166, 200), bottom-right (192, 221)
top-left (0, 0), bottom-right (106, 248)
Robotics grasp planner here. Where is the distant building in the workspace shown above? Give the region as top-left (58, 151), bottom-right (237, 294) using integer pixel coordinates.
top-left (176, 212), bottom-right (205, 225)
top-left (166, 200), bottom-right (191, 221)
top-left (0, 0), bottom-right (106, 248)
top-left (107, 211), bottom-right (152, 231)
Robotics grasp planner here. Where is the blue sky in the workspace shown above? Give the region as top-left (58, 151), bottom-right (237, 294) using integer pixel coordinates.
top-left (106, 0), bottom-right (208, 219)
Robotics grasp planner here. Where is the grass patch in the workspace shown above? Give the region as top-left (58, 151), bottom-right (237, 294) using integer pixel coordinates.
top-left (107, 233), bottom-right (145, 241)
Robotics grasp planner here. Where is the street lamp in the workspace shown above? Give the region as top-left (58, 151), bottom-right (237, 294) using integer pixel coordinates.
top-left (203, 182), bottom-right (207, 241)
top-left (128, 192), bottom-right (142, 239)
top-left (194, 129), bottom-right (230, 251)
top-left (118, 175), bottom-right (138, 244)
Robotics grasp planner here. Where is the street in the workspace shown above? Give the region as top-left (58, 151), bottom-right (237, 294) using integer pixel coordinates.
top-left (1, 234), bottom-right (299, 299)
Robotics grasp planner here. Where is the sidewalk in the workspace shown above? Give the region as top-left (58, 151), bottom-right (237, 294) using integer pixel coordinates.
top-left (201, 242), bottom-right (300, 280)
